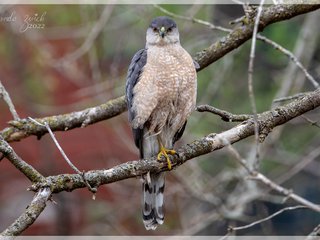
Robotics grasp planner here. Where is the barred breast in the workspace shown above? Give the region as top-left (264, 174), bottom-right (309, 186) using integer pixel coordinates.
top-left (132, 43), bottom-right (197, 137)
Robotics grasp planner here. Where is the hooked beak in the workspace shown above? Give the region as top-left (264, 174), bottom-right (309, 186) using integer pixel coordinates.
top-left (159, 26), bottom-right (166, 38)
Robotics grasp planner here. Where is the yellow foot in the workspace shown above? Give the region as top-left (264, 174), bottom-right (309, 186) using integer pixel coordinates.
top-left (157, 146), bottom-right (176, 170)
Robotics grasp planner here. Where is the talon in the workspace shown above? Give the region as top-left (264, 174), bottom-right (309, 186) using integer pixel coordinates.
top-left (157, 142), bottom-right (175, 170)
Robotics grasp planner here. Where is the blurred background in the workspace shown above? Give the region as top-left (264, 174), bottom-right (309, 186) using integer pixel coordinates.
top-left (0, 4), bottom-right (319, 236)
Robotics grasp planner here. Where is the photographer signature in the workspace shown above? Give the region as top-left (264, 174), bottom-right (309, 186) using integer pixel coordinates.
top-left (20, 12), bottom-right (46, 32)
top-left (0, 11), bottom-right (46, 32)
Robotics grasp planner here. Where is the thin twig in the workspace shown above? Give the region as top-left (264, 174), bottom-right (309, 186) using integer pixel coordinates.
top-left (301, 115), bottom-right (320, 129)
top-left (257, 35), bottom-right (319, 89)
top-left (220, 127), bottom-right (320, 214)
top-left (273, 92), bottom-right (308, 103)
top-left (247, 0), bottom-right (265, 170)
top-left (220, 143), bottom-right (320, 234)
top-left (0, 80), bottom-right (20, 120)
top-left (229, 205), bottom-right (307, 232)
top-left (196, 105), bottom-right (252, 122)
top-left (253, 172), bottom-right (320, 212)
top-left (153, 4), bottom-right (232, 33)
top-left (28, 117), bottom-right (97, 195)
top-left (225, 137), bottom-right (320, 213)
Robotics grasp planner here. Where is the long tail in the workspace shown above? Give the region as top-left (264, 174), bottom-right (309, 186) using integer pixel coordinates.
top-left (141, 132), bottom-right (165, 230)
top-left (142, 172), bottom-right (165, 230)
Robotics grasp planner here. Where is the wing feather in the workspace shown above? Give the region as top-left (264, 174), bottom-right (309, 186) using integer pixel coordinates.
top-left (125, 49), bottom-right (147, 158)
top-left (173, 121), bottom-right (187, 144)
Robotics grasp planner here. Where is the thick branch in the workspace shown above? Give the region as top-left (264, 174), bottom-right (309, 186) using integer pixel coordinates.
top-left (0, 136), bottom-right (44, 183)
top-left (29, 88), bottom-right (320, 194)
top-left (194, 4), bottom-right (320, 70)
top-left (1, 4), bottom-right (319, 236)
top-left (7, 88), bottom-right (317, 236)
top-left (1, 96), bottom-right (126, 142)
top-left (0, 188), bottom-right (52, 236)
top-left (1, 4), bottom-right (319, 143)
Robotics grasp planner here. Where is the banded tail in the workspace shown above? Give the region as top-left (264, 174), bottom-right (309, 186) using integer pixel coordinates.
top-left (140, 132), bottom-right (166, 230)
top-left (142, 172), bottom-right (165, 230)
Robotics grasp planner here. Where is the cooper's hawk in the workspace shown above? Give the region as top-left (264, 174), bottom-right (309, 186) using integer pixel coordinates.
top-left (125, 16), bottom-right (197, 230)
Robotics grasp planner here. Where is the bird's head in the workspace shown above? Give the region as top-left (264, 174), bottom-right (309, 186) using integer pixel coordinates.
top-left (146, 16), bottom-right (180, 46)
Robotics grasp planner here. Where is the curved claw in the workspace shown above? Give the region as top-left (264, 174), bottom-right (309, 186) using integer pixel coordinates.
top-left (157, 145), bottom-right (176, 170)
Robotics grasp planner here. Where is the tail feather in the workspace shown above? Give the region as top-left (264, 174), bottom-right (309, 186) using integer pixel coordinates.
top-left (142, 172), bottom-right (165, 230)
top-left (141, 129), bottom-right (171, 230)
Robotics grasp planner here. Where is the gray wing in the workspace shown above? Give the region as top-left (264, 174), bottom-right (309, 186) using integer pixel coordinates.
top-left (173, 121), bottom-right (187, 144)
top-left (125, 48), bottom-right (147, 157)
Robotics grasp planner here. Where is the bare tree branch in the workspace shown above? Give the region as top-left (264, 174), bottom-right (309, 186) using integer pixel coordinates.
top-left (273, 92), bottom-right (309, 103)
top-left (0, 187), bottom-right (52, 236)
top-left (247, 0), bottom-right (265, 169)
top-left (252, 172), bottom-right (320, 212)
top-left (257, 35), bottom-right (319, 89)
top-left (196, 105), bottom-right (252, 122)
top-left (0, 136), bottom-right (44, 183)
top-left (220, 130), bottom-right (320, 214)
top-left (155, 4), bottom-right (319, 91)
top-left (28, 88), bottom-right (320, 194)
top-left (1, 95), bottom-right (126, 142)
top-left (153, 4), bottom-right (232, 33)
top-left (0, 5), bottom-right (319, 235)
top-left (229, 205), bottom-right (307, 233)
top-left (28, 117), bottom-right (97, 194)
top-left (194, 4), bottom-right (320, 71)
top-left (0, 80), bottom-right (20, 120)
top-left (0, 4), bottom-right (318, 144)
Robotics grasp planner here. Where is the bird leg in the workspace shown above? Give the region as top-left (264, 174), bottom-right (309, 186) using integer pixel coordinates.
top-left (157, 138), bottom-right (175, 170)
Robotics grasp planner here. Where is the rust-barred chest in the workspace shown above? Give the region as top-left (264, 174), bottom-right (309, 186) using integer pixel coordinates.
top-left (145, 45), bottom-right (196, 99)
top-left (131, 43), bottom-right (196, 133)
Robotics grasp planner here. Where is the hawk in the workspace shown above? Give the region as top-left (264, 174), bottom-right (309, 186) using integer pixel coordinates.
top-left (125, 16), bottom-right (197, 230)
